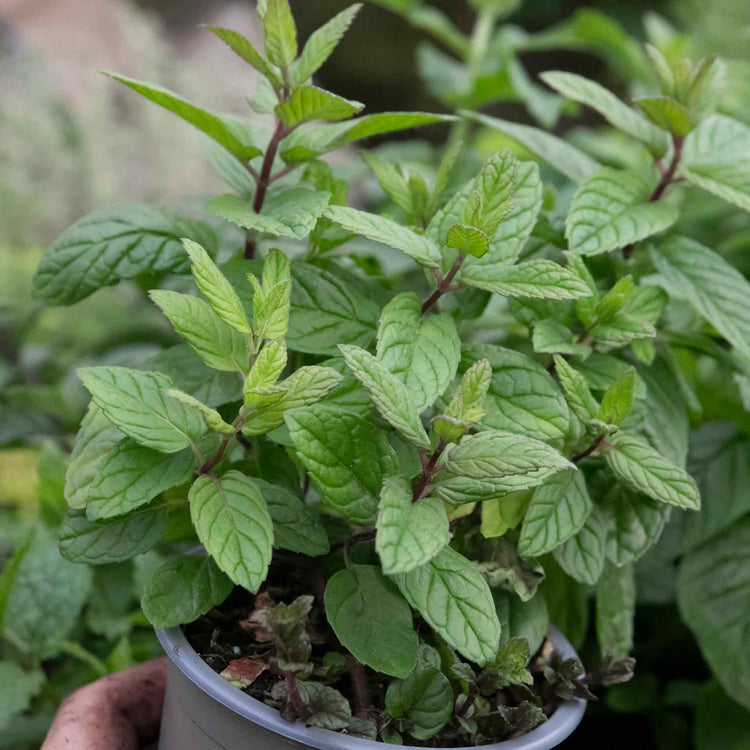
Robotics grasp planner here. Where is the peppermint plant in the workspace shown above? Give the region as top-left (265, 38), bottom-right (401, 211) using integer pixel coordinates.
top-left (30, 0), bottom-right (750, 745)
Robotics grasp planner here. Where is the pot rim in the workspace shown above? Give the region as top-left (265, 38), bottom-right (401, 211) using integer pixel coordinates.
top-left (157, 625), bottom-right (585, 750)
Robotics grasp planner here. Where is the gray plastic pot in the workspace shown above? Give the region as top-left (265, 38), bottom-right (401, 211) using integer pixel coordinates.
top-left (156, 625), bottom-right (585, 750)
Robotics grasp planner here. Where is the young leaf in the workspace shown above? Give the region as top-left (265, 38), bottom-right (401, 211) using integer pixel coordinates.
top-left (518, 470), bottom-right (592, 557)
top-left (325, 565), bottom-right (418, 678)
top-left (566, 168), bottom-right (679, 256)
top-left (650, 235), bottom-right (750, 358)
top-left (393, 546), bottom-right (501, 666)
top-left (141, 555), bottom-right (234, 629)
top-left (244, 339), bottom-right (288, 402)
top-left (244, 365), bottom-right (343, 435)
top-left (376, 477), bottom-right (450, 575)
top-left (446, 224), bottom-right (489, 258)
top-left (634, 96), bottom-right (693, 136)
top-left (85, 439), bottom-right (195, 519)
top-left (377, 293), bottom-right (460, 411)
top-left (32, 206), bottom-right (216, 305)
top-left (287, 262), bottom-right (379, 355)
top-left (486, 637), bottom-right (533, 687)
top-left (210, 189), bottom-right (331, 240)
top-left (253, 479), bottom-right (330, 556)
top-left (183, 239), bottom-right (252, 335)
top-left (385, 663), bottom-right (453, 741)
top-left (599, 367), bottom-right (636, 426)
top-left (324, 206), bottom-right (441, 267)
top-left (189, 471), bottom-right (274, 592)
top-left (261, 0), bottom-right (297, 68)
top-left (604, 432), bottom-right (701, 509)
top-left (553, 355), bottom-right (600, 424)
top-left (596, 562), bottom-right (635, 659)
top-left (463, 344), bottom-right (570, 443)
top-left (541, 71), bottom-right (669, 156)
top-left (78, 367), bottom-right (206, 453)
top-left (481, 492), bottom-right (532, 539)
top-left (552, 505), bottom-right (607, 584)
top-left (291, 4), bottom-right (362, 86)
top-left (150, 290), bottom-right (250, 374)
top-left (250, 249), bottom-right (291, 341)
top-left (339, 344), bottom-right (431, 448)
top-left (59, 506), bottom-right (167, 565)
top-left (165, 389), bottom-right (235, 434)
top-left (532, 319), bottom-right (591, 358)
top-left (285, 405), bottom-right (397, 524)
top-left (205, 26), bottom-right (281, 86)
top-left (276, 86), bottom-right (364, 127)
top-left (104, 74), bottom-right (260, 161)
top-left (465, 111), bottom-right (601, 183)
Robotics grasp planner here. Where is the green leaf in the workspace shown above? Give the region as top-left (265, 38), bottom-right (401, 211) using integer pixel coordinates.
top-left (165, 389), bottom-right (235, 434)
top-left (377, 293), bottom-right (460, 411)
top-left (486, 636), bottom-right (533, 687)
top-left (339, 344), bottom-right (430, 448)
top-left (634, 96), bottom-right (693, 136)
top-left (460, 260), bottom-right (593, 300)
top-left (324, 206), bottom-right (441, 267)
top-left (254, 479), bottom-right (330, 556)
top-left (183, 239), bottom-right (251, 335)
top-left (463, 344), bottom-right (570, 443)
top-left (566, 168), bottom-right (679, 256)
top-left (32, 205), bottom-right (216, 305)
top-left (694, 682), bottom-right (750, 750)
top-left (59, 506), bottom-right (166, 564)
top-left (590, 314), bottom-right (656, 348)
top-left (189, 471), bottom-right (274, 592)
top-left (443, 358), bottom-right (491, 426)
top-left (532, 319), bottom-right (591, 358)
top-left (604, 432), bottom-right (701, 510)
top-left (681, 115), bottom-right (750, 212)
top-left (596, 562), bottom-right (635, 659)
top-left (0, 662), bottom-right (44, 733)
top-left (244, 339), bottom-right (288, 403)
top-left (599, 367), bottom-right (636, 426)
top-left (446, 224), bottom-right (489, 258)
top-left (385, 663), bottom-right (453, 741)
top-left (280, 112), bottom-right (455, 162)
top-left (360, 150), bottom-right (415, 218)
top-left (465, 111), bottom-right (600, 183)
top-left (493, 589), bottom-right (549, 655)
top-left (552, 505), bottom-right (606, 584)
top-left (244, 365), bottom-right (342, 435)
top-left (291, 4), bottom-right (361, 86)
top-left (286, 404), bottom-right (396, 524)
top-left (2, 532), bottom-right (92, 658)
top-left (85, 439), bottom-right (195, 519)
top-left (518, 470), bottom-right (592, 556)
top-left (141, 555), bottom-right (234, 628)
top-left (376, 477), bottom-right (450, 575)
top-left (298, 683), bottom-right (353, 730)
top-left (261, 0), bottom-right (297, 67)
top-left (205, 26), bottom-right (281, 86)
top-left (464, 151), bottom-right (519, 238)
top-left (478, 538), bottom-right (544, 602)
top-left (481, 491), bottom-right (531, 539)
top-left (78, 367), bottom-right (205, 453)
top-left (104, 73), bottom-right (260, 161)
top-left (600, 485), bottom-right (669, 566)
top-left (553, 356), bottom-right (600, 425)
top-left (678, 519), bottom-right (750, 710)
top-left (541, 71), bottom-right (669, 156)
top-left (288, 262), bottom-right (379, 355)
top-left (150, 290), bottom-right (250, 374)
top-left (250, 249), bottom-right (291, 340)
top-left (651, 235), bottom-right (750, 358)
top-left (276, 86), bottom-right (363, 128)
top-left (325, 565), bottom-right (418, 678)
top-left (393, 546), bottom-right (501, 665)
top-left (210, 189), bottom-right (331, 240)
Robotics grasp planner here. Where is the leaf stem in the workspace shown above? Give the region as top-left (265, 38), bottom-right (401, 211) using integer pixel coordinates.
top-left (421, 255), bottom-right (466, 314)
top-left (623, 133), bottom-right (685, 259)
top-left (412, 440), bottom-right (447, 502)
top-left (346, 655), bottom-right (373, 718)
top-left (571, 433), bottom-right (605, 464)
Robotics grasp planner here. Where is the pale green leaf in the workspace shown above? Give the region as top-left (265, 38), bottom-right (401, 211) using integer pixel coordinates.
top-left (376, 477), bottom-right (450, 575)
top-left (596, 562), bottom-right (635, 659)
top-left (150, 290), bottom-right (250, 374)
top-left (285, 404), bottom-right (397, 524)
top-left (566, 168), bottom-right (678, 256)
top-left (189, 471), bottom-right (274, 592)
top-left (518, 470), bottom-right (592, 556)
top-left (532, 319), bottom-right (591, 357)
top-left (553, 505), bottom-right (606, 584)
top-left (32, 206), bottom-right (216, 305)
top-left (324, 206), bottom-right (441, 267)
top-left (261, 0), bottom-right (297, 67)
top-left (78, 367), bottom-right (205, 453)
top-left (141, 555), bottom-right (234, 629)
top-left (634, 96), bottom-right (693, 136)
top-left (553, 356), bottom-right (600, 424)
top-left (493, 588), bottom-right (549, 655)
top-left (604, 431), bottom-right (700, 509)
top-left (339, 344), bottom-right (430, 448)
top-left (376, 293), bottom-right (460, 411)
top-left (599, 367), bottom-right (635, 426)
top-left (252, 249), bottom-right (291, 340)
top-left (205, 26), bottom-right (281, 85)
top-left (165, 389), bottom-right (235, 434)
top-left (325, 565), bottom-right (418, 678)
top-left (481, 491), bottom-right (531, 539)
top-left (244, 339), bottom-right (287, 403)
top-left (446, 224), bottom-right (489, 258)
top-left (276, 86), bottom-right (363, 127)
top-left (393, 546), bottom-right (501, 666)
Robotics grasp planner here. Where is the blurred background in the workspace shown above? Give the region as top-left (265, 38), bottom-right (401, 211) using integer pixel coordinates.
top-left (1, 0), bottom-right (749, 747)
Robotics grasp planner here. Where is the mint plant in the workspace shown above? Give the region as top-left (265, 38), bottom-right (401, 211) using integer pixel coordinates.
top-left (27, 0), bottom-right (750, 745)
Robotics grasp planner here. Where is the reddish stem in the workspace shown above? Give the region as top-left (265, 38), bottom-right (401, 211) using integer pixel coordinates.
top-left (411, 440), bottom-right (447, 502)
top-left (421, 255), bottom-right (466, 314)
top-left (571, 433), bottom-right (605, 464)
